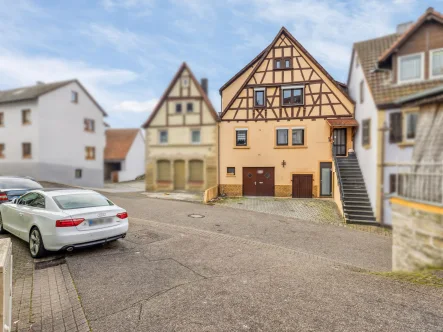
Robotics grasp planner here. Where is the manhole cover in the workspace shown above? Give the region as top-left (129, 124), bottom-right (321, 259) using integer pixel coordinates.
top-left (188, 214), bottom-right (205, 218)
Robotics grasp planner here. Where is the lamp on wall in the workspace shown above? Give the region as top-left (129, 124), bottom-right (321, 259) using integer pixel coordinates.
top-left (281, 160), bottom-right (286, 168)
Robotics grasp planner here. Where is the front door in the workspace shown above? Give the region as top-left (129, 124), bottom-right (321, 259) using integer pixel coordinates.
top-left (174, 160), bottom-right (185, 190)
top-left (292, 174), bottom-right (313, 198)
top-left (333, 128), bottom-right (347, 156)
top-left (320, 162), bottom-right (332, 197)
top-left (243, 167), bottom-right (274, 196)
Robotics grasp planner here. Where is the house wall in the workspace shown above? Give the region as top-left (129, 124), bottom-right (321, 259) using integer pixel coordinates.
top-left (0, 100), bottom-right (40, 171)
top-left (145, 66), bottom-right (218, 191)
top-left (348, 51), bottom-right (378, 214)
top-left (38, 81), bottom-right (105, 187)
top-left (219, 119), bottom-right (352, 197)
top-left (118, 131), bottom-right (145, 182)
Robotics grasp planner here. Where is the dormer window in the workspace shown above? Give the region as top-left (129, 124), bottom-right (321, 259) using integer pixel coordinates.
top-left (430, 48), bottom-right (443, 79)
top-left (398, 53), bottom-right (424, 83)
top-left (274, 57), bottom-right (292, 70)
top-left (254, 88), bottom-right (265, 107)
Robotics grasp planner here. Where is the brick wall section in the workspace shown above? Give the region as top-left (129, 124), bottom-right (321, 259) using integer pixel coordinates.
top-left (392, 201), bottom-right (443, 271)
top-left (275, 185), bottom-right (291, 197)
top-left (220, 184), bottom-right (242, 196)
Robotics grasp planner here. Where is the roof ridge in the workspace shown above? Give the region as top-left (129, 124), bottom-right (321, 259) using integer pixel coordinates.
top-left (353, 33), bottom-right (400, 46)
top-left (0, 79), bottom-right (76, 93)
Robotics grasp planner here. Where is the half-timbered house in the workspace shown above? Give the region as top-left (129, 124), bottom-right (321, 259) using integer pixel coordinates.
top-left (142, 62), bottom-right (218, 192)
top-left (219, 27), bottom-right (357, 208)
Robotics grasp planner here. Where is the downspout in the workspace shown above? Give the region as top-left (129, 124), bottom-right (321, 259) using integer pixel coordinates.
top-left (379, 121), bottom-right (389, 226)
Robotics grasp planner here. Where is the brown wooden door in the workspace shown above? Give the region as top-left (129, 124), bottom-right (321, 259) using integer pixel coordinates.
top-left (292, 174), bottom-right (313, 198)
top-left (243, 167), bottom-right (257, 196)
top-left (174, 160), bottom-right (185, 190)
top-left (243, 167), bottom-right (274, 196)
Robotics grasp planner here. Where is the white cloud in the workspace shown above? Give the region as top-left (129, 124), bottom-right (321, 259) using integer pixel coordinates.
top-left (112, 99), bottom-right (158, 113)
top-left (168, 0), bottom-right (216, 19)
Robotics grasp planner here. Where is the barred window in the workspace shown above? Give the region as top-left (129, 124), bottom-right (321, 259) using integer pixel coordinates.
top-left (236, 130), bottom-right (247, 146)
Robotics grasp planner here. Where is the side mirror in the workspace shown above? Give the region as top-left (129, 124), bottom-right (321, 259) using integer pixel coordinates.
top-left (11, 198), bottom-right (17, 204)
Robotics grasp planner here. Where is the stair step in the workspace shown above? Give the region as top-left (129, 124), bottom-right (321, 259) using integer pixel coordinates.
top-left (344, 209), bottom-right (375, 216)
top-left (346, 219), bottom-right (379, 226)
top-left (343, 206), bottom-right (373, 211)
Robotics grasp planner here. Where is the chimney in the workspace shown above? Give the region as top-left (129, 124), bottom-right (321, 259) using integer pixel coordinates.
top-left (36, 81), bottom-right (45, 85)
top-left (396, 21), bottom-right (414, 35)
top-left (200, 78), bottom-right (208, 95)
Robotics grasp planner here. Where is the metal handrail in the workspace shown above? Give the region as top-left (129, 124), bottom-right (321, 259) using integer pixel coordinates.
top-left (332, 144), bottom-right (345, 203)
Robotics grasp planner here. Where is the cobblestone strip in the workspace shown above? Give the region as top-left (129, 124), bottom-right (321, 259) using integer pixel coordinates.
top-left (29, 264), bottom-right (90, 332)
top-left (12, 276), bottom-right (33, 332)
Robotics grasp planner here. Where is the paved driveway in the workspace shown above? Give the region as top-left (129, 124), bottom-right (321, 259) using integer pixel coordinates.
top-left (61, 193), bottom-right (442, 331)
top-left (216, 197), bottom-right (343, 225)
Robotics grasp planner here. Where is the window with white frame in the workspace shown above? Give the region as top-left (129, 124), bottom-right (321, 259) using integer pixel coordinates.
top-left (430, 48), bottom-right (443, 78)
top-left (404, 112), bottom-right (418, 141)
top-left (159, 130), bottom-right (168, 144)
top-left (191, 129), bottom-right (201, 144)
top-left (398, 53), bottom-right (423, 83)
top-left (254, 88), bottom-right (265, 107)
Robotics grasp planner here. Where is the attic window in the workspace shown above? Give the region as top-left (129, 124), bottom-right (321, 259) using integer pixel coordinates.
top-left (182, 77), bottom-right (189, 87)
top-left (71, 91), bottom-right (78, 103)
top-left (254, 88), bottom-right (265, 107)
top-left (398, 53), bottom-right (423, 83)
top-left (281, 86), bottom-right (304, 106)
top-left (274, 57), bottom-right (292, 70)
top-left (430, 48), bottom-right (443, 79)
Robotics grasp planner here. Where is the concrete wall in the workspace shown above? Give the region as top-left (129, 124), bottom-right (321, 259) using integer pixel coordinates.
top-left (348, 51), bottom-right (378, 213)
top-left (118, 131), bottom-right (145, 182)
top-left (392, 197), bottom-right (443, 271)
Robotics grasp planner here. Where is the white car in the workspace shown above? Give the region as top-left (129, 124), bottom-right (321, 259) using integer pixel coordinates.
top-left (0, 189), bottom-right (129, 258)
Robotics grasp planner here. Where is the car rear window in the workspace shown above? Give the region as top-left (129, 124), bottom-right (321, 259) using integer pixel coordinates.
top-left (53, 193), bottom-right (114, 210)
top-left (0, 178), bottom-right (42, 190)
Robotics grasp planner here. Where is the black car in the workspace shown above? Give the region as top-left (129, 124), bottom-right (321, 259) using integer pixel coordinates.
top-left (0, 176), bottom-right (43, 203)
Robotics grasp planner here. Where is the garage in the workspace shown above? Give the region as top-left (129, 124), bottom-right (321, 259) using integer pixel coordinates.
top-left (243, 167), bottom-right (275, 196)
top-left (292, 174), bottom-right (313, 198)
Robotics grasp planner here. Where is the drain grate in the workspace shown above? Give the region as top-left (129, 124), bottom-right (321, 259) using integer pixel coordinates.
top-left (188, 214), bottom-right (205, 218)
top-left (34, 256), bottom-right (66, 270)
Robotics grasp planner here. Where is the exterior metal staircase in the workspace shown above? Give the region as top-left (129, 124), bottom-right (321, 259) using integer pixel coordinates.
top-left (334, 152), bottom-right (377, 225)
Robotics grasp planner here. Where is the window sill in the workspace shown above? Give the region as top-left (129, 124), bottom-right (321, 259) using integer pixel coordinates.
top-left (226, 174), bottom-right (236, 177)
top-left (84, 130), bottom-right (95, 133)
top-left (22, 122), bottom-right (31, 126)
top-left (85, 158), bottom-right (96, 161)
top-left (22, 156), bottom-right (32, 159)
top-left (362, 144), bottom-right (371, 150)
top-left (234, 146), bottom-right (250, 149)
top-left (398, 141), bottom-right (414, 148)
top-left (156, 180), bottom-right (172, 184)
top-left (274, 145), bottom-right (308, 149)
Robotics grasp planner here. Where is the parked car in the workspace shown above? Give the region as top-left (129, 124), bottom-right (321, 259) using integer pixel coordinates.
top-left (0, 189), bottom-right (128, 258)
top-left (0, 176), bottom-right (43, 204)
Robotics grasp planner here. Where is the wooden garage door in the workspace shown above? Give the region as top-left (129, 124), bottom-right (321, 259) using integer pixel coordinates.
top-left (292, 174), bottom-right (313, 198)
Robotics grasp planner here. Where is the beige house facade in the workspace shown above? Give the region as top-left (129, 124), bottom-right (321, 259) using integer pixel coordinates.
top-left (143, 63), bottom-right (218, 191)
top-left (219, 27), bottom-right (356, 199)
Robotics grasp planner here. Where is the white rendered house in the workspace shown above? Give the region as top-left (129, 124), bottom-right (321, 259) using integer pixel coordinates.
top-left (0, 80), bottom-right (106, 187)
top-left (104, 128), bottom-right (145, 182)
top-left (347, 8), bottom-right (443, 225)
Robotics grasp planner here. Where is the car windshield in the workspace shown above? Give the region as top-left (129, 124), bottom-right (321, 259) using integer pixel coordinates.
top-left (0, 178), bottom-right (42, 190)
top-left (53, 193), bottom-right (114, 210)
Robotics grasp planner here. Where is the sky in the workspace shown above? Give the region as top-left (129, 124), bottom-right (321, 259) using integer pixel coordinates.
top-left (0, 0), bottom-right (440, 128)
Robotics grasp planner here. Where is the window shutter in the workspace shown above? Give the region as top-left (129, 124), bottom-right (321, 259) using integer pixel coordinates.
top-left (389, 174), bottom-right (396, 193)
top-left (389, 112), bottom-right (402, 143)
top-left (157, 160), bottom-right (171, 181)
top-left (189, 160), bottom-right (203, 182)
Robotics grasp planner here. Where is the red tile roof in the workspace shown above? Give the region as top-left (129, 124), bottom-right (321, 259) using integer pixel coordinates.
top-left (104, 129), bottom-right (140, 161)
top-left (327, 119), bottom-right (358, 127)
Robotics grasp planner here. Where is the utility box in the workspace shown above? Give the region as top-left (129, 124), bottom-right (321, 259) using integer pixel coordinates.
top-left (0, 239), bottom-right (12, 332)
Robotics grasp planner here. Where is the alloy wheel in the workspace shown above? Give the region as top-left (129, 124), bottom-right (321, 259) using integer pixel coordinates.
top-left (30, 229), bottom-right (41, 256)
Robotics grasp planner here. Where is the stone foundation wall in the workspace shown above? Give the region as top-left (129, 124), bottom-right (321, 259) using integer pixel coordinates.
top-left (275, 185), bottom-right (292, 197)
top-left (392, 198), bottom-right (443, 271)
top-left (220, 184), bottom-right (242, 197)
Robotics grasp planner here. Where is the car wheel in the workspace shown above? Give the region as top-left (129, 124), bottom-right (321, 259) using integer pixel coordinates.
top-left (29, 227), bottom-right (46, 258)
top-left (0, 212), bottom-right (6, 234)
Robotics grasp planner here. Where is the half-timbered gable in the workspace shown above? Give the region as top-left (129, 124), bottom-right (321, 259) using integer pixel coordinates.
top-left (218, 27), bottom-right (356, 208)
top-left (142, 62), bottom-right (218, 192)
top-left (221, 27), bottom-right (354, 122)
